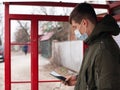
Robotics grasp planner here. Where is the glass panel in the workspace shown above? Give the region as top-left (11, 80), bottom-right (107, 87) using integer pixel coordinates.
top-left (10, 5), bottom-right (73, 16)
top-left (39, 83), bottom-right (74, 90)
top-left (11, 20), bottom-right (31, 82)
top-left (113, 22), bottom-right (120, 48)
top-left (11, 45), bottom-right (31, 81)
top-left (11, 20), bottom-right (31, 43)
top-left (11, 83), bottom-right (31, 90)
top-left (38, 21), bottom-right (70, 41)
top-left (0, 62), bottom-right (4, 90)
top-left (0, 2), bottom-right (4, 63)
top-left (38, 21), bottom-right (83, 88)
top-left (61, 0), bottom-right (106, 4)
top-left (0, 3), bottom-right (4, 90)
top-left (38, 21), bottom-right (72, 81)
top-left (85, 0), bottom-right (106, 4)
top-left (95, 8), bottom-right (108, 15)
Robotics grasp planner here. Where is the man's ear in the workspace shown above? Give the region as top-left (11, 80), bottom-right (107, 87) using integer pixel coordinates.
top-left (81, 19), bottom-right (88, 27)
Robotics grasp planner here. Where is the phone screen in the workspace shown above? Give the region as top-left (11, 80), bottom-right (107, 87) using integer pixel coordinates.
top-left (50, 71), bottom-right (66, 81)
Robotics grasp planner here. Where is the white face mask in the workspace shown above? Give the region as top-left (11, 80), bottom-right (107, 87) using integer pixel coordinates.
top-left (74, 29), bottom-right (88, 41)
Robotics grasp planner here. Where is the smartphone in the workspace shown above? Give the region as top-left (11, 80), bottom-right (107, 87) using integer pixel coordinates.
top-left (50, 71), bottom-right (66, 81)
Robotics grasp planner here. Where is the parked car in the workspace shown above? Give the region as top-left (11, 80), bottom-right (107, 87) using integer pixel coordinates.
top-left (0, 46), bottom-right (4, 62)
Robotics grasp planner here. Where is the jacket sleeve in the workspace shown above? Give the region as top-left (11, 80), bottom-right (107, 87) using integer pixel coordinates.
top-left (94, 48), bottom-right (120, 90)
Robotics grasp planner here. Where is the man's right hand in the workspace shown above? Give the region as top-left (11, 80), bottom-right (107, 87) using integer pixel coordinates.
top-left (63, 75), bottom-right (77, 86)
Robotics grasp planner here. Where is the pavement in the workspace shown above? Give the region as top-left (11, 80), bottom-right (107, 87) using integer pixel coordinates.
top-left (0, 51), bottom-right (75, 90)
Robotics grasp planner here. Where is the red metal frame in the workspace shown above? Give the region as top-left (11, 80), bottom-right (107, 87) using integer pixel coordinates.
top-left (108, 1), bottom-right (120, 21)
top-left (9, 14), bottom-right (69, 21)
top-left (11, 80), bottom-right (60, 84)
top-left (109, 1), bottom-right (120, 9)
top-left (113, 14), bottom-right (120, 21)
top-left (5, 3), bottom-right (11, 90)
top-left (11, 42), bottom-right (30, 45)
top-left (4, 1), bottom-right (110, 90)
top-left (31, 18), bottom-right (38, 90)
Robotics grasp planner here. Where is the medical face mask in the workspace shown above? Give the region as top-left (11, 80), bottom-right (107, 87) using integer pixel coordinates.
top-left (74, 29), bottom-right (88, 41)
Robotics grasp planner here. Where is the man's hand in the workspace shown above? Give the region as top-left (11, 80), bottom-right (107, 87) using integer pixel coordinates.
top-left (63, 75), bottom-right (77, 86)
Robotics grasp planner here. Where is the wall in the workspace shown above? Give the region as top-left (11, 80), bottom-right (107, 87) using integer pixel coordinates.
top-left (52, 40), bottom-right (83, 72)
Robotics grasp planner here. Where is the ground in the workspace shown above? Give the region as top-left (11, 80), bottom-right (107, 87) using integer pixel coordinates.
top-left (0, 51), bottom-right (76, 90)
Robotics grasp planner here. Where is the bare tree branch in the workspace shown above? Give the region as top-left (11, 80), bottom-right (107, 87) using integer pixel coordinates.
top-left (17, 20), bottom-right (30, 37)
top-left (63, 7), bottom-right (69, 15)
top-left (40, 7), bottom-right (47, 15)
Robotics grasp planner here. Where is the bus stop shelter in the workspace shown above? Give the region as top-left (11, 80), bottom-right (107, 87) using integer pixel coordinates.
top-left (4, 1), bottom-right (120, 90)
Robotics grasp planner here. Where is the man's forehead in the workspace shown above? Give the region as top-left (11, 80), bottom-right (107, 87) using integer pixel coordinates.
top-left (71, 21), bottom-right (78, 29)
top-left (71, 20), bottom-right (79, 27)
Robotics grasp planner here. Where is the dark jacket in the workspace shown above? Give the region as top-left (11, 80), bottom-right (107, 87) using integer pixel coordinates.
top-left (75, 15), bottom-right (120, 90)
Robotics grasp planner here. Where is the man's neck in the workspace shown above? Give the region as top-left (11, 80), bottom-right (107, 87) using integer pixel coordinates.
top-left (87, 22), bottom-right (95, 36)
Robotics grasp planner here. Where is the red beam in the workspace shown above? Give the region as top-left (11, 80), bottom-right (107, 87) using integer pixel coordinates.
top-left (9, 14), bottom-right (69, 21)
top-left (113, 14), bottom-right (120, 21)
top-left (109, 1), bottom-right (120, 9)
top-left (11, 80), bottom-right (60, 84)
top-left (91, 4), bottom-right (109, 9)
top-left (97, 16), bottom-right (105, 21)
top-left (11, 42), bottom-right (30, 45)
top-left (39, 80), bottom-right (60, 83)
top-left (5, 3), bottom-right (11, 90)
top-left (31, 19), bottom-right (38, 90)
top-left (9, 14), bottom-right (32, 20)
top-left (11, 81), bottom-right (31, 84)
top-left (4, 2), bottom-right (109, 9)
top-left (6, 2), bottom-right (77, 7)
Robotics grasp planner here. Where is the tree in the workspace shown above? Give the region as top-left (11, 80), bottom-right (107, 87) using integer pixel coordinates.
top-left (14, 6), bottom-right (71, 43)
top-left (14, 20), bottom-right (30, 43)
top-left (31, 6), bottom-right (70, 41)
top-left (52, 22), bottom-right (70, 41)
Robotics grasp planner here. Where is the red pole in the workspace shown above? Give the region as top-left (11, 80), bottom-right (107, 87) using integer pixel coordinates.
top-left (31, 19), bottom-right (38, 90)
top-left (5, 3), bottom-right (11, 90)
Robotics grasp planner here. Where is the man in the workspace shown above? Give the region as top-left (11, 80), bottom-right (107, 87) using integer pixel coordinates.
top-left (64, 3), bottom-right (120, 90)
top-left (22, 45), bottom-right (28, 55)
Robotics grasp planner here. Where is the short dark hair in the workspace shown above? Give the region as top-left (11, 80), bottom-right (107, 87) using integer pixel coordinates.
top-left (69, 3), bottom-right (97, 25)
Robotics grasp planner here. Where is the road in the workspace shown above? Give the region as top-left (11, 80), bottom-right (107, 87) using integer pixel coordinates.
top-left (0, 51), bottom-right (75, 90)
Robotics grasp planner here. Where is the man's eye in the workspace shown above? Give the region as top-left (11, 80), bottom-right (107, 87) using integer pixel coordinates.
top-left (72, 26), bottom-right (76, 29)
